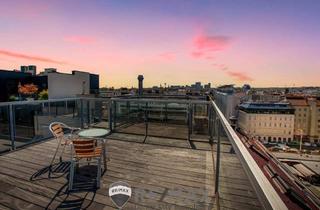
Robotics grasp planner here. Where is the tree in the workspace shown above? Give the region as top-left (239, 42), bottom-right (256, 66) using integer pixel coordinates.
top-left (38, 89), bottom-right (48, 100)
top-left (18, 83), bottom-right (38, 95)
top-left (18, 83), bottom-right (38, 99)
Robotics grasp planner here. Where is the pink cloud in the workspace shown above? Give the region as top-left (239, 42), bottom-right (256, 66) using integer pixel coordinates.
top-left (0, 49), bottom-right (65, 64)
top-left (212, 62), bottom-right (252, 80)
top-left (159, 52), bottom-right (176, 61)
top-left (191, 33), bottom-right (230, 59)
top-left (64, 35), bottom-right (96, 44)
top-left (226, 71), bottom-right (253, 81)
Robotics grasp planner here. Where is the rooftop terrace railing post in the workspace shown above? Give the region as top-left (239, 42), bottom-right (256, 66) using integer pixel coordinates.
top-left (108, 101), bottom-right (113, 131)
top-left (144, 102), bottom-right (148, 143)
top-left (80, 99), bottom-right (84, 128)
top-left (214, 118), bottom-right (221, 195)
top-left (65, 100), bottom-right (68, 115)
top-left (113, 101), bottom-right (117, 130)
top-left (208, 105), bottom-right (213, 144)
top-left (8, 104), bottom-right (16, 150)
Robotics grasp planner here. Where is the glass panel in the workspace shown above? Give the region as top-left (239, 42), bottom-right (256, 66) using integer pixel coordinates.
top-left (84, 99), bottom-right (110, 129)
top-left (147, 102), bottom-right (189, 140)
top-left (12, 99), bottom-right (81, 149)
top-left (14, 103), bottom-right (42, 147)
top-left (114, 101), bottom-right (146, 136)
top-left (192, 103), bottom-right (209, 135)
top-left (0, 106), bottom-right (11, 152)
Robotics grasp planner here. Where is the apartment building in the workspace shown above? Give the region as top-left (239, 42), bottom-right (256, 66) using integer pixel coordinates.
top-left (238, 102), bottom-right (295, 143)
top-left (287, 96), bottom-right (320, 143)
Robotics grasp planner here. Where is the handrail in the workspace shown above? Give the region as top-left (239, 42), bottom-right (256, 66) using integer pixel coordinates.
top-left (0, 98), bottom-right (80, 106)
top-left (111, 97), bottom-right (210, 104)
top-left (0, 97), bottom-right (207, 107)
top-left (210, 98), bottom-right (288, 210)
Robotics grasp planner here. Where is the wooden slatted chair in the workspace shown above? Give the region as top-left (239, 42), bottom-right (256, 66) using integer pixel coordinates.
top-left (49, 122), bottom-right (80, 174)
top-left (69, 138), bottom-right (102, 190)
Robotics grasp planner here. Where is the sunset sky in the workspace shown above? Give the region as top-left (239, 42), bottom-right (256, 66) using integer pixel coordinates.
top-left (0, 0), bottom-right (319, 88)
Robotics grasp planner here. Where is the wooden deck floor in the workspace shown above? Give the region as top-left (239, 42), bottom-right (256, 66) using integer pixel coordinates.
top-left (0, 137), bottom-right (215, 210)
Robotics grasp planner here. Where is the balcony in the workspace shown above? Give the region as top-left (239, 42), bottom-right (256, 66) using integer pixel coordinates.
top-left (0, 97), bottom-right (314, 209)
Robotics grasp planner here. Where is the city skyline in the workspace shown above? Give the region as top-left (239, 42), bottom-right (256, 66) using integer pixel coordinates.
top-left (0, 0), bottom-right (320, 88)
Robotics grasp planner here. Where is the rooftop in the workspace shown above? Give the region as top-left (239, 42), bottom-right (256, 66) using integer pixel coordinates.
top-left (0, 97), bottom-right (318, 209)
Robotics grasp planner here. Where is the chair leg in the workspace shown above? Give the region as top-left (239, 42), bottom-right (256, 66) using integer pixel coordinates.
top-left (49, 142), bottom-right (61, 176)
top-left (97, 158), bottom-right (101, 189)
top-left (59, 143), bottom-right (67, 162)
top-left (69, 160), bottom-right (75, 191)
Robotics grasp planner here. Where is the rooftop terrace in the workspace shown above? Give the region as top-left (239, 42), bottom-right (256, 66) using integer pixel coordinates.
top-left (0, 97), bottom-right (316, 209)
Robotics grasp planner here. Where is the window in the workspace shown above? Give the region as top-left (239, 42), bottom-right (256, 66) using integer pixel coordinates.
top-left (283, 138), bottom-right (287, 142)
top-left (288, 138), bottom-right (291, 141)
top-left (273, 137), bottom-right (277, 141)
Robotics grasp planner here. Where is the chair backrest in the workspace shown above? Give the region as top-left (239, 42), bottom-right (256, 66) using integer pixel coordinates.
top-left (72, 139), bottom-right (95, 157)
top-left (49, 122), bottom-right (66, 138)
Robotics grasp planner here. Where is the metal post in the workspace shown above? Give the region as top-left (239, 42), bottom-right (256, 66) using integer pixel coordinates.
top-left (212, 111), bottom-right (216, 142)
top-left (8, 105), bottom-right (16, 150)
top-left (215, 120), bottom-right (221, 193)
top-left (65, 100), bottom-right (68, 114)
top-left (208, 106), bottom-right (213, 144)
top-left (80, 99), bottom-right (84, 128)
top-left (86, 100), bottom-right (90, 125)
top-left (48, 102), bottom-right (51, 116)
top-left (108, 101), bottom-right (113, 131)
top-left (190, 104), bottom-right (193, 135)
top-left (113, 101), bottom-right (117, 130)
top-left (215, 119), bottom-right (221, 194)
top-left (144, 102), bottom-right (148, 142)
top-left (188, 104), bottom-right (191, 142)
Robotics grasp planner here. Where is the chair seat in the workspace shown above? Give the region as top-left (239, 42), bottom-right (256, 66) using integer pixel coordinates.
top-left (76, 146), bottom-right (103, 158)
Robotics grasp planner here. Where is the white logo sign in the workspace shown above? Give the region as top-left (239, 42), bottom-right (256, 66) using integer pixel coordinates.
top-left (109, 181), bottom-right (131, 209)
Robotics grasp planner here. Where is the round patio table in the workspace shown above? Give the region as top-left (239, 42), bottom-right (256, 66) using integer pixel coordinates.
top-left (78, 128), bottom-right (110, 138)
top-left (78, 128), bottom-right (111, 172)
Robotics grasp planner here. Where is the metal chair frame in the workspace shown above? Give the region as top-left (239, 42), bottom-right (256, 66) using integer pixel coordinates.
top-left (48, 122), bottom-right (80, 175)
top-left (69, 138), bottom-right (102, 191)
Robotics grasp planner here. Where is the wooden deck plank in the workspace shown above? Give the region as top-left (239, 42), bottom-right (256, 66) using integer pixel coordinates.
top-left (0, 137), bottom-right (217, 210)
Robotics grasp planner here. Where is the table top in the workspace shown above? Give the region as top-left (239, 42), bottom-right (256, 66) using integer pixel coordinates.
top-left (78, 128), bottom-right (110, 138)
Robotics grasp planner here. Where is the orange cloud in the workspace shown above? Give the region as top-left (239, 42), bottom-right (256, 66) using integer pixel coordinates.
top-left (64, 35), bottom-right (96, 44)
top-left (226, 71), bottom-right (253, 81)
top-left (191, 33), bottom-right (230, 59)
top-left (0, 49), bottom-right (65, 64)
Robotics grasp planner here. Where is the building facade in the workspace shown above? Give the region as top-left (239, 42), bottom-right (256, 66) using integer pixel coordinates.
top-left (238, 102), bottom-right (295, 143)
top-left (0, 69), bottom-right (99, 101)
top-left (287, 96), bottom-right (320, 143)
top-left (47, 70), bottom-right (99, 99)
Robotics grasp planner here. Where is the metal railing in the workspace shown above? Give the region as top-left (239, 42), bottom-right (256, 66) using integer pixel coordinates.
top-left (0, 96), bottom-right (289, 209)
top-left (210, 98), bottom-right (287, 210)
